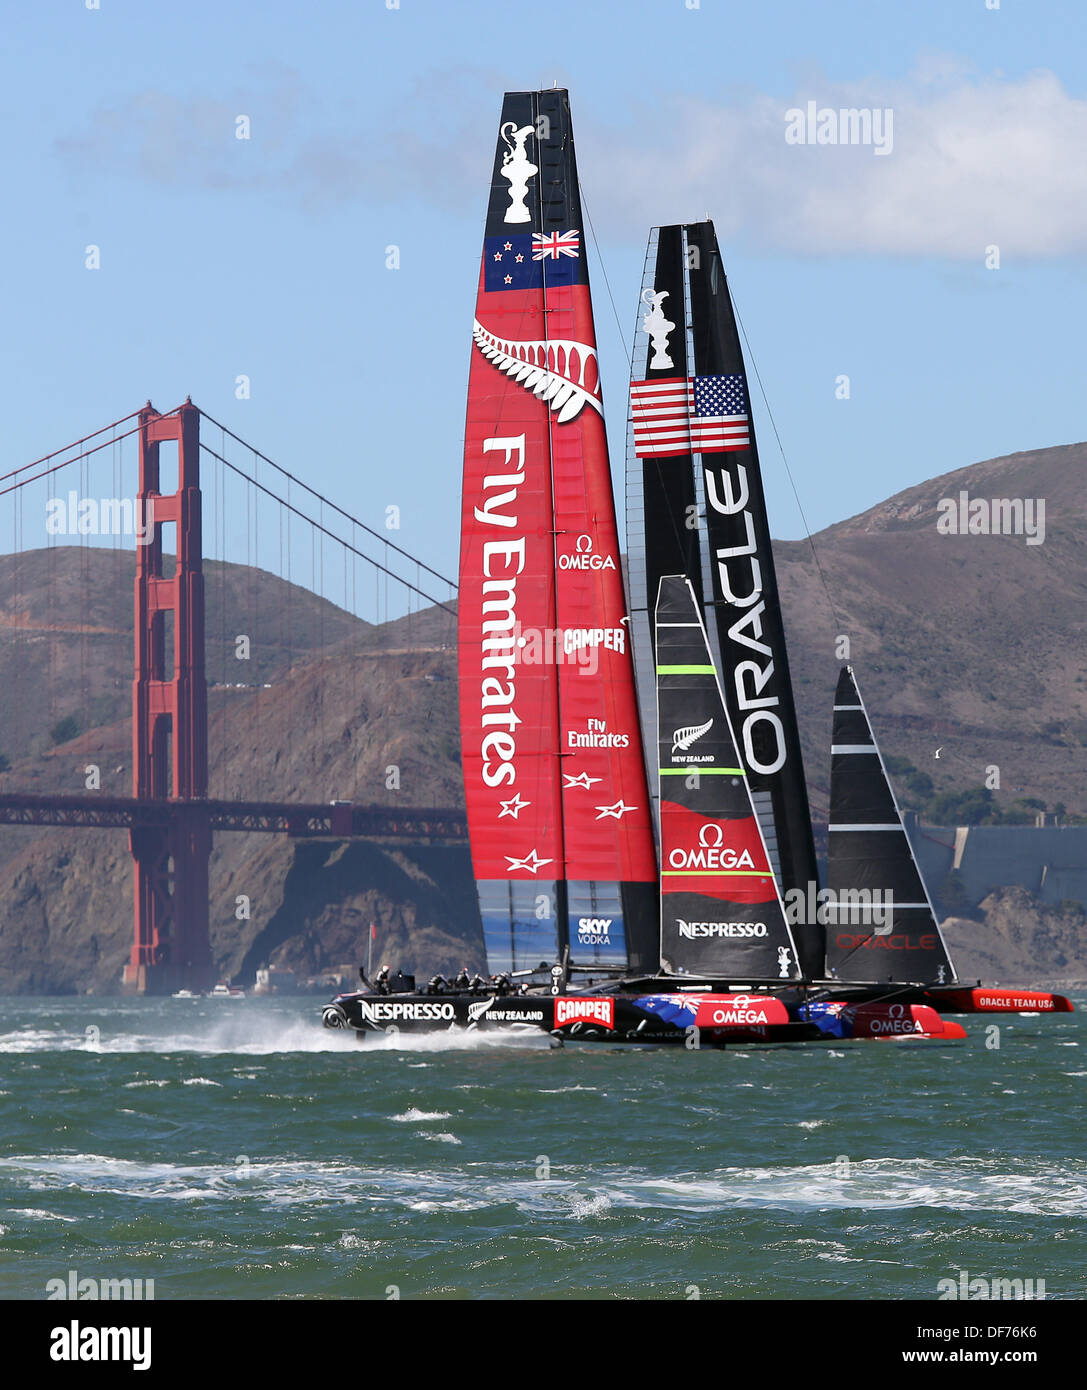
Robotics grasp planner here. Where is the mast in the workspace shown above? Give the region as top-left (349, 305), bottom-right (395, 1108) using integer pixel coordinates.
top-left (825, 665), bottom-right (957, 985)
top-left (459, 91), bottom-right (657, 978)
top-left (626, 226), bottom-right (704, 841)
top-left (627, 220), bottom-right (822, 977)
top-left (655, 576), bottom-right (801, 980)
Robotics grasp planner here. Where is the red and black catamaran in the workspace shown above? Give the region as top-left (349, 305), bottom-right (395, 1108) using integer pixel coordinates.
top-left (322, 90), bottom-right (1071, 1045)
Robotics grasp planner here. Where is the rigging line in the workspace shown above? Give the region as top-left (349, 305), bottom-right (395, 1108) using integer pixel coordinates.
top-left (218, 431), bottom-right (227, 798)
top-left (804, 979), bottom-right (920, 1010)
top-left (197, 408), bottom-right (457, 592)
top-left (199, 442), bottom-right (456, 617)
top-left (577, 179), bottom-right (632, 375)
top-left (252, 450), bottom-right (260, 739)
top-left (732, 300), bottom-right (844, 632)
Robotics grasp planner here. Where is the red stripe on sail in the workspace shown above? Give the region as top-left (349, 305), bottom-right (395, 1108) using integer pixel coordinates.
top-left (659, 800), bottom-right (777, 903)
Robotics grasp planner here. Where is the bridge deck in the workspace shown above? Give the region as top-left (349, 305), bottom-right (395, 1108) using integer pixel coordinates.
top-left (0, 794), bottom-right (467, 843)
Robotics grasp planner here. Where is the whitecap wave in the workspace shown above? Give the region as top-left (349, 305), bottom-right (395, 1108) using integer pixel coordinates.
top-left (1, 1153), bottom-right (1082, 1219)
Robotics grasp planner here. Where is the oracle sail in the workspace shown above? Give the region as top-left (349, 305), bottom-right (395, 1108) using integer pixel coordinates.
top-left (825, 665), bottom-right (956, 985)
top-left (626, 221), bottom-right (822, 978)
top-left (459, 91), bottom-right (658, 979)
top-left (656, 575), bottom-right (801, 980)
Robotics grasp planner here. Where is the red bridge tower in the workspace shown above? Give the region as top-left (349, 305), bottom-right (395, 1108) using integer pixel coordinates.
top-left (122, 401), bottom-right (214, 993)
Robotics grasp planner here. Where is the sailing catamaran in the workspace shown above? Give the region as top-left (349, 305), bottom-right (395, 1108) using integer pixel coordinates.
top-left (321, 91), bottom-right (1072, 1044)
top-left (626, 221), bottom-right (822, 979)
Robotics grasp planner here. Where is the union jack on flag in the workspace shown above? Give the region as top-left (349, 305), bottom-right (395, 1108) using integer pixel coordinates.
top-left (630, 374), bottom-right (750, 457)
top-left (532, 230), bottom-right (580, 261)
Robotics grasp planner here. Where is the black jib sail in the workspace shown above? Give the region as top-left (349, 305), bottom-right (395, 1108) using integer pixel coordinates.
top-left (655, 575), bottom-right (801, 980)
top-left (627, 220), bottom-right (822, 976)
top-left (825, 665), bottom-right (956, 985)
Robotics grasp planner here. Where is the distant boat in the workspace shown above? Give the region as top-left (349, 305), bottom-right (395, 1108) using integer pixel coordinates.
top-left (171, 989), bottom-right (199, 999)
top-left (207, 983), bottom-right (244, 999)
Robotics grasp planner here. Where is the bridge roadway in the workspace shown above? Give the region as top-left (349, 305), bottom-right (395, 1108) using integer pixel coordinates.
top-left (0, 793), bottom-right (467, 843)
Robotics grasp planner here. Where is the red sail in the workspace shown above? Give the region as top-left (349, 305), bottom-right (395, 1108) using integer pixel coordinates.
top-left (458, 106), bottom-right (562, 885)
top-left (459, 91), bottom-right (656, 975)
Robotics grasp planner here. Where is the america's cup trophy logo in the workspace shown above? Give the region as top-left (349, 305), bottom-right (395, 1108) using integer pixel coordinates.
top-left (500, 122), bottom-right (538, 224)
top-left (777, 946), bottom-right (792, 979)
top-left (641, 288), bottom-right (676, 370)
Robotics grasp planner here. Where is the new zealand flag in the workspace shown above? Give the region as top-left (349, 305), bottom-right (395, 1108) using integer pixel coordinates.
top-left (484, 231), bottom-right (581, 292)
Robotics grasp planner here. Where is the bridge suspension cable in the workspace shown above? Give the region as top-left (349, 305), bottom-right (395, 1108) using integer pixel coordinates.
top-left (198, 440), bottom-right (456, 617)
top-left (198, 409), bottom-right (457, 593)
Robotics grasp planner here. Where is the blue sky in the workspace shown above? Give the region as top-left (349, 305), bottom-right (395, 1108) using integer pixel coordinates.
top-left (2, 0), bottom-right (1085, 613)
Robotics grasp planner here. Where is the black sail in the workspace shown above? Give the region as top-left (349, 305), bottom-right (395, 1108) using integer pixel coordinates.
top-left (626, 226), bottom-right (702, 839)
top-left (656, 576), bottom-right (801, 981)
top-left (825, 665), bottom-right (956, 985)
top-left (627, 220), bottom-right (821, 976)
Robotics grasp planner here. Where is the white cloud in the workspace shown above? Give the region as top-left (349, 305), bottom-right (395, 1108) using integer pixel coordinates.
top-left (56, 61), bottom-right (1087, 258)
top-left (576, 64), bottom-right (1087, 258)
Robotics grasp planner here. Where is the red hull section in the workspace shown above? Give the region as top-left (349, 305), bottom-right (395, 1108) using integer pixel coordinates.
top-left (847, 1002), bottom-right (967, 1040)
top-left (932, 988), bottom-right (1074, 1014)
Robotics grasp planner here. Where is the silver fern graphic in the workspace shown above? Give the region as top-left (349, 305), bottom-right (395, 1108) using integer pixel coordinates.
top-left (472, 319), bottom-right (603, 423)
top-left (671, 717), bottom-right (714, 754)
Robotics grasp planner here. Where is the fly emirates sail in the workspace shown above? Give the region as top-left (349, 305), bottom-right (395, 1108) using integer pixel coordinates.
top-left (474, 434), bottom-right (528, 790)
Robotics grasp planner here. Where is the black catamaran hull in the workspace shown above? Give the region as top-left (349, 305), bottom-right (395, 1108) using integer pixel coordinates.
top-left (321, 986), bottom-right (973, 1043)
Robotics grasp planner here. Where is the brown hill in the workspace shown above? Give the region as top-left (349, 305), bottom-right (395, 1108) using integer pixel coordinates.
top-left (776, 441), bottom-right (1087, 823)
top-left (1, 440), bottom-right (1086, 992)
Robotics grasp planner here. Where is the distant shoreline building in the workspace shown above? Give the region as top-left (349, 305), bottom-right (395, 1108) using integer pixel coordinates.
top-left (906, 819), bottom-right (1087, 910)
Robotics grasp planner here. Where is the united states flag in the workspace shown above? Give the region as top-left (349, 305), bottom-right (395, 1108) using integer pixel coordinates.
top-left (630, 374), bottom-right (750, 457)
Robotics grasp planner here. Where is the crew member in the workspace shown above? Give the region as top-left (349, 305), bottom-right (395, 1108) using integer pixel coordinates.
top-left (375, 964), bottom-right (391, 995)
top-left (454, 966), bottom-right (471, 991)
top-left (427, 972), bottom-right (448, 995)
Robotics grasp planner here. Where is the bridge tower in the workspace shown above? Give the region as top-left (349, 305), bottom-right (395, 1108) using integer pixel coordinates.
top-left (122, 401), bottom-right (214, 993)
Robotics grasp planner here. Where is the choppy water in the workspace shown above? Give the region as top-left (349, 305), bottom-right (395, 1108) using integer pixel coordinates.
top-left (1, 995), bottom-right (1084, 1299)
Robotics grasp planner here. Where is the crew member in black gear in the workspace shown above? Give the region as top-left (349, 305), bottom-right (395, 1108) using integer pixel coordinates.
top-left (454, 966), bottom-right (470, 991)
top-left (427, 973), bottom-right (448, 995)
top-left (470, 972), bottom-right (487, 993)
top-left (375, 964), bottom-right (391, 995)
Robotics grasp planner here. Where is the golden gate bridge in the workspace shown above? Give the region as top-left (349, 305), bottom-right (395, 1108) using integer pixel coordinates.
top-left (0, 400), bottom-right (466, 993)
